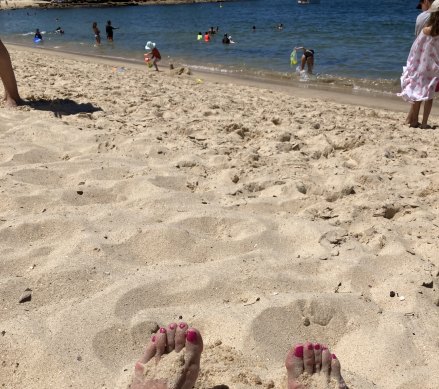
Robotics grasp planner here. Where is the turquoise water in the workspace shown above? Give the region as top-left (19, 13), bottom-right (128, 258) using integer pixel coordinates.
top-left (0, 0), bottom-right (418, 87)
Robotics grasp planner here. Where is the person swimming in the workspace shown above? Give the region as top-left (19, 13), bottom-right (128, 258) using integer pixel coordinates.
top-left (197, 32), bottom-right (203, 41)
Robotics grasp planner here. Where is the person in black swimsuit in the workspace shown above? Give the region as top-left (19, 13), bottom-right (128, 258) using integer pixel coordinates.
top-left (106, 20), bottom-right (119, 42)
top-left (295, 46), bottom-right (315, 74)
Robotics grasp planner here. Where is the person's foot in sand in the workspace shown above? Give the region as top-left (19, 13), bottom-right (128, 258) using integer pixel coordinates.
top-left (130, 322), bottom-right (203, 389)
top-left (285, 342), bottom-right (347, 389)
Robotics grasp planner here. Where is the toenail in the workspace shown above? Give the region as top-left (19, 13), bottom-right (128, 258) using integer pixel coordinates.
top-left (160, 327), bottom-right (166, 333)
top-left (186, 330), bottom-right (198, 343)
top-left (294, 345), bottom-right (304, 358)
top-left (332, 354), bottom-right (337, 359)
top-left (314, 344), bottom-right (321, 350)
top-left (152, 336), bottom-right (156, 342)
top-left (179, 323), bottom-right (186, 329)
top-left (322, 346), bottom-right (328, 350)
top-left (169, 324), bottom-right (176, 330)
top-left (307, 343), bottom-right (313, 350)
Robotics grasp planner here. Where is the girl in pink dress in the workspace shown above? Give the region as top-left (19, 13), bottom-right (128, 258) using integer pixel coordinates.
top-left (399, 3), bottom-right (439, 129)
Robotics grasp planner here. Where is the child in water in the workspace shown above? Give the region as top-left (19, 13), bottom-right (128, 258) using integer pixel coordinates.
top-left (399, 2), bottom-right (439, 128)
top-left (145, 41), bottom-right (161, 71)
top-left (34, 29), bottom-right (42, 41)
top-left (92, 22), bottom-right (100, 45)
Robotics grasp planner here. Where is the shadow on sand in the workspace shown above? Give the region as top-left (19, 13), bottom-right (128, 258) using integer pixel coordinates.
top-left (24, 98), bottom-right (102, 117)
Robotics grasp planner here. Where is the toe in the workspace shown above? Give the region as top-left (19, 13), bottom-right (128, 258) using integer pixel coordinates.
top-left (330, 354), bottom-right (347, 389)
top-left (285, 344), bottom-right (304, 386)
top-left (155, 327), bottom-right (168, 359)
top-left (313, 343), bottom-right (322, 373)
top-left (320, 346), bottom-right (331, 376)
top-left (174, 328), bottom-right (203, 389)
top-left (303, 342), bottom-right (315, 374)
top-left (139, 334), bottom-right (158, 364)
top-left (175, 322), bottom-right (188, 352)
top-left (166, 322), bottom-right (177, 353)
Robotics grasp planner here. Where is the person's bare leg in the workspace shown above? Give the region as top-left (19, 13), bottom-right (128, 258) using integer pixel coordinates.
top-left (307, 57), bottom-right (314, 74)
top-left (300, 55), bottom-right (306, 71)
top-left (130, 322), bottom-right (203, 389)
top-left (410, 101), bottom-right (422, 127)
top-left (421, 99), bottom-right (433, 128)
top-left (285, 342), bottom-right (347, 389)
top-left (0, 39), bottom-right (20, 107)
top-left (153, 59), bottom-right (159, 72)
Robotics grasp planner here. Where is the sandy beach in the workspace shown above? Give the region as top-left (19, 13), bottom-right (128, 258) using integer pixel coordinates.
top-left (1, 44), bottom-right (439, 388)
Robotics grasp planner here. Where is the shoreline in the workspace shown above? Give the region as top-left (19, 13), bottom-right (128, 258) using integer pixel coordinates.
top-left (6, 42), bottom-right (414, 115)
top-left (0, 0), bottom-right (226, 10)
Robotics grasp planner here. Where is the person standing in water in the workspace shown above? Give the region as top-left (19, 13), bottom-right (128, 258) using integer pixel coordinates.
top-left (106, 20), bottom-right (118, 42)
top-left (295, 46), bottom-right (315, 74)
top-left (92, 22), bottom-right (100, 45)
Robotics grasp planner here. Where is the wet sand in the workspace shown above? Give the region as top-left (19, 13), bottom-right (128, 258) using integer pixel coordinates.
top-left (1, 44), bottom-right (439, 388)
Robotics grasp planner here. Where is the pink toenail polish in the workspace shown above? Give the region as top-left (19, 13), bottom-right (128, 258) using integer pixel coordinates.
top-left (186, 330), bottom-right (198, 343)
top-left (322, 346), bottom-right (328, 351)
top-left (160, 327), bottom-right (166, 333)
top-left (332, 354), bottom-right (337, 359)
top-left (307, 344), bottom-right (314, 350)
top-left (294, 345), bottom-right (304, 358)
top-left (314, 344), bottom-right (321, 350)
top-left (179, 323), bottom-right (186, 329)
top-left (169, 324), bottom-right (176, 330)
top-left (151, 336), bottom-right (156, 342)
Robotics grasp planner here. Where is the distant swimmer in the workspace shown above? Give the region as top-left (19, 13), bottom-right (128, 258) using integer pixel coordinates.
top-left (197, 32), bottom-right (203, 40)
top-left (106, 20), bottom-right (119, 42)
top-left (55, 26), bottom-right (64, 34)
top-left (222, 33), bottom-right (230, 44)
top-left (204, 32), bottom-right (210, 42)
top-left (277, 23), bottom-right (284, 30)
top-left (295, 46), bottom-right (315, 74)
top-left (252, 25), bottom-right (256, 31)
top-left (92, 22), bottom-right (101, 45)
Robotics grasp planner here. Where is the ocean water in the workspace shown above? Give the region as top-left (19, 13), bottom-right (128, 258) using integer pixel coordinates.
top-left (0, 0), bottom-right (419, 93)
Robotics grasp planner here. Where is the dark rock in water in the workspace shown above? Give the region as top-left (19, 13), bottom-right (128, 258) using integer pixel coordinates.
top-left (19, 289), bottom-right (32, 303)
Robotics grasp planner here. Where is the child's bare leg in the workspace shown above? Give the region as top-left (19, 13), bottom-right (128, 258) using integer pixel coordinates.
top-left (410, 101), bottom-right (422, 127)
top-left (421, 99), bottom-right (433, 128)
top-left (0, 39), bottom-right (20, 107)
top-left (153, 59), bottom-right (159, 72)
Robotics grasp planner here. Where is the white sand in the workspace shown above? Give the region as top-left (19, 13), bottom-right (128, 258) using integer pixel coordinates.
top-left (1, 44), bottom-right (439, 389)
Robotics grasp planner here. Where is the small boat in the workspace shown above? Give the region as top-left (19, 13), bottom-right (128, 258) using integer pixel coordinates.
top-left (298, 0), bottom-right (320, 4)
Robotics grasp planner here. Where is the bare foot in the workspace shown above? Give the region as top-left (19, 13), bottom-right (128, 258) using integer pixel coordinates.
top-left (285, 342), bottom-right (347, 389)
top-left (4, 94), bottom-right (20, 108)
top-left (130, 322), bottom-right (203, 389)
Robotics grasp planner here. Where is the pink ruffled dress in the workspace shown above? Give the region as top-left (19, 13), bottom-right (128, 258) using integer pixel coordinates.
top-left (399, 31), bottom-right (439, 102)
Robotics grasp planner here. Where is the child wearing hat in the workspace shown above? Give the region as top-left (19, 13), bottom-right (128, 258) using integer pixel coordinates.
top-left (144, 41), bottom-right (161, 71)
